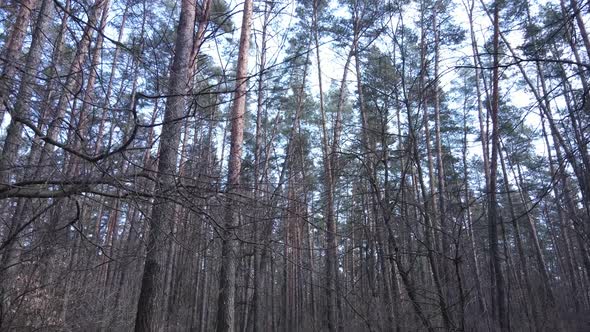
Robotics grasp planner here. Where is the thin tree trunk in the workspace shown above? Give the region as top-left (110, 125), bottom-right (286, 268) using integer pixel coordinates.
top-left (0, 0), bottom-right (52, 183)
top-left (215, 0), bottom-right (252, 330)
top-left (0, 0), bottom-right (37, 125)
top-left (499, 145), bottom-right (538, 330)
top-left (94, 0), bottom-right (133, 154)
top-left (488, 3), bottom-right (507, 329)
top-left (569, 0), bottom-right (590, 60)
top-left (432, 1), bottom-right (450, 289)
top-left (541, 112), bottom-right (581, 312)
top-left (460, 82), bottom-right (487, 316)
top-left (249, 3), bottom-right (271, 330)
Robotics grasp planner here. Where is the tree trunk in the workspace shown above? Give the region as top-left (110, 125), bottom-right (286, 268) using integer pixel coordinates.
top-left (0, 0), bottom-right (37, 125)
top-left (215, 0), bottom-right (252, 330)
top-left (488, 3), bottom-right (508, 329)
top-left (0, 0), bottom-right (51, 186)
top-left (250, 3), bottom-right (271, 330)
top-left (134, 1), bottom-right (195, 330)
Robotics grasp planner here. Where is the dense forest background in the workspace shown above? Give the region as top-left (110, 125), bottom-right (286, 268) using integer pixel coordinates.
top-left (1, 0), bottom-right (589, 330)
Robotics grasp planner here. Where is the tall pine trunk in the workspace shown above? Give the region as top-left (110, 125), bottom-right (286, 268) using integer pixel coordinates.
top-left (215, 0), bottom-right (253, 330)
top-left (488, 3), bottom-right (507, 329)
top-left (134, 1), bottom-right (195, 330)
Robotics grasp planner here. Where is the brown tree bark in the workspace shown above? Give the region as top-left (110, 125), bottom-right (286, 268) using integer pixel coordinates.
top-left (134, 0), bottom-right (195, 330)
top-left (215, 0), bottom-right (253, 330)
top-left (0, 0), bottom-right (37, 125)
top-left (460, 76), bottom-right (487, 316)
top-left (488, 2), bottom-right (508, 329)
top-left (249, 3), bottom-right (271, 330)
top-left (0, 0), bottom-right (51, 184)
top-left (94, 0), bottom-right (133, 154)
